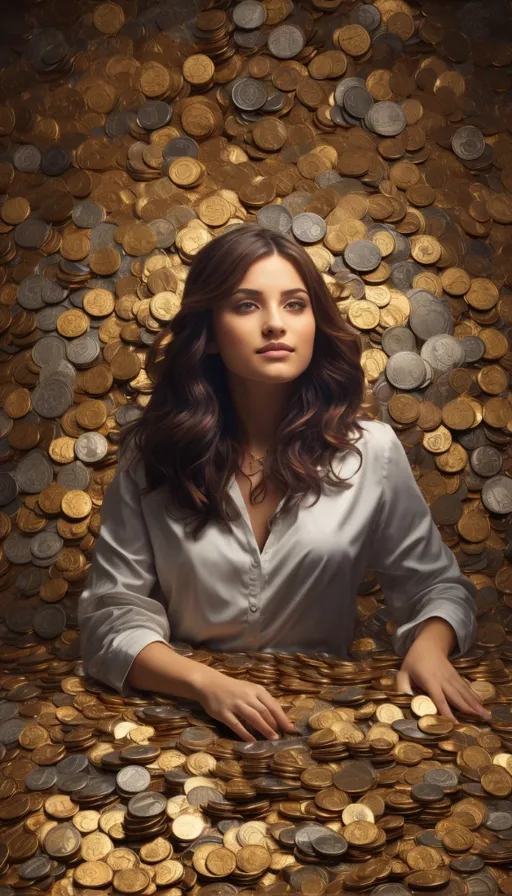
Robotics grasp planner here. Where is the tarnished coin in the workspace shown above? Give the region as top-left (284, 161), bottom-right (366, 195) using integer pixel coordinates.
top-left (452, 126), bottom-right (486, 160)
top-left (267, 25), bottom-right (305, 59)
top-left (43, 823), bottom-right (82, 860)
top-left (231, 78), bottom-right (268, 111)
top-left (366, 101), bottom-right (407, 136)
top-left (292, 213), bottom-right (327, 243)
top-left (233, 1), bottom-right (266, 29)
top-left (344, 240), bottom-right (382, 272)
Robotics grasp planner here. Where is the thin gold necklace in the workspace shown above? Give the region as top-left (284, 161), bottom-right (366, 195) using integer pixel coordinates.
top-left (241, 448), bottom-right (269, 478)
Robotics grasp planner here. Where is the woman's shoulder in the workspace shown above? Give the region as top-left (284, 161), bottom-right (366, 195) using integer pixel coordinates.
top-left (117, 433), bottom-right (147, 485)
top-left (350, 417), bottom-right (396, 451)
top-left (323, 418), bottom-right (394, 483)
top-left (334, 418), bottom-right (399, 474)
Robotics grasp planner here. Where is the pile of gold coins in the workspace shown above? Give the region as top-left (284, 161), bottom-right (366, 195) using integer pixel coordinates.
top-left (1, 0), bottom-right (512, 894)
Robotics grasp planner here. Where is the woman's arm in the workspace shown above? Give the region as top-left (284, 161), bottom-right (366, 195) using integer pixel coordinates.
top-left (127, 643), bottom-right (297, 742)
top-left (78, 442), bottom-right (171, 696)
top-left (369, 425), bottom-right (490, 719)
top-left (370, 424), bottom-right (478, 658)
top-left (126, 641), bottom-right (207, 697)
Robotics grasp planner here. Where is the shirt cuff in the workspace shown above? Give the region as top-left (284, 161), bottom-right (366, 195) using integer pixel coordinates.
top-left (391, 600), bottom-right (477, 660)
top-left (94, 630), bottom-right (170, 697)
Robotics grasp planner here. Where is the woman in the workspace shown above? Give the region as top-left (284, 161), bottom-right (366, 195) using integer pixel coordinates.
top-left (78, 223), bottom-right (491, 743)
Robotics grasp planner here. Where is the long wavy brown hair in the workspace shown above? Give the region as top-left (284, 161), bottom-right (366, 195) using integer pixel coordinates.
top-left (119, 223), bottom-right (367, 540)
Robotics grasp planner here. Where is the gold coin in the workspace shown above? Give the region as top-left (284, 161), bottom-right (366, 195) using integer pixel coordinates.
top-left (112, 868), bottom-right (151, 894)
top-left (74, 861), bottom-right (113, 888)
top-left (205, 846), bottom-right (237, 876)
top-left (410, 695), bottom-right (438, 717)
top-left (92, 2), bottom-right (125, 33)
top-left (236, 845), bottom-right (272, 874)
top-left (343, 821), bottom-right (379, 846)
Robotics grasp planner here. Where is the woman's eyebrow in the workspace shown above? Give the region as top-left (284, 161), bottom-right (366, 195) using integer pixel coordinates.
top-left (233, 288), bottom-right (309, 295)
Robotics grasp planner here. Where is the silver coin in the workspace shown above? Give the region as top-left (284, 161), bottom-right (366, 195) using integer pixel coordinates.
top-left (343, 85), bottom-right (374, 118)
top-left (334, 76), bottom-right (366, 107)
top-left (381, 325), bottom-right (416, 356)
top-left (72, 201), bottom-right (106, 228)
top-left (350, 3), bottom-right (381, 29)
top-left (33, 605), bottom-right (67, 638)
top-left (14, 218), bottom-right (50, 248)
top-left (25, 766), bottom-right (58, 791)
top-left (232, 0), bottom-right (266, 28)
top-left (74, 431), bottom-right (109, 463)
top-left (231, 77), bottom-right (268, 111)
top-left (410, 782), bottom-right (444, 802)
top-left (420, 334), bottom-right (465, 373)
top-left (0, 718), bottom-right (26, 745)
top-left (267, 24), bottom-right (305, 59)
top-left (163, 136), bottom-right (199, 160)
top-left (482, 475), bottom-right (512, 515)
top-left (116, 764), bottom-right (151, 793)
top-left (256, 204), bottom-right (293, 233)
top-left (13, 144), bottom-right (41, 172)
top-left (470, 446), bottom-right (503, 477)
top-left (128, 791), bottom-right (167, 818)
top-left (452, 125), bottom-right (485, 160)
top-left (19, 856), bottom-right (53, 881)
top-left (366, 101), bottom-right (407, 136)
top-left (386, 351), bottom-right (427, 389)
top-left (41, 146), bottom-right (70, 176)
top-left (344, 239), bottom-right (382, 272)
top-left (137, 100), bottom-right (172, 130)
top-left (43, 823), bottom-right (82, 859)
top-left (291, 212), bottom-right (326, 243)
top-left (424, 768), bottom-right (459, 789)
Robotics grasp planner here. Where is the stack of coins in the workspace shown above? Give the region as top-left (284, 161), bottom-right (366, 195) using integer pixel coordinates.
top-left (1, 0), bottom-right (512, 893)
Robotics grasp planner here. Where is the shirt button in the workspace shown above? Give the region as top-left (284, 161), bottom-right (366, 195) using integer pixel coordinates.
top-left (250, 605), bottom-right (257, 613)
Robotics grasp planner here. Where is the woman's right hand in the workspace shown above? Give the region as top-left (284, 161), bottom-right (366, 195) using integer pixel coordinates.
top-left (194, 667), bottom-right (297, 742)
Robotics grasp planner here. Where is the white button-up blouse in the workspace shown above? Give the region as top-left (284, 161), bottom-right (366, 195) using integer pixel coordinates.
top-left (78, 419), bottom-right (478, 696)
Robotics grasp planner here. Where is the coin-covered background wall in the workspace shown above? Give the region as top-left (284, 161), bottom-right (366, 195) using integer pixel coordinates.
top-left (1, 0), bottom-right (512, 894)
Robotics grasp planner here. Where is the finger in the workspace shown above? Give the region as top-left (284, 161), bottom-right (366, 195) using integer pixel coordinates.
top-left (453, 682), bottom-right (492, 718)
top-left (259, 694), bottom-right (296, 732)
top-left (441, 680), bottom-right (482, 718)
top-left (252, 700), bottom-right (284, 737)
top-left (463, 684), bottom-right (493, 717)
top-left (427, 688), bottom-right (458, 723)
top-left (449, 676), bottom-right (483, 707)
top-left (237, 705), bottom-right (279, 740)
top-left (224, 712), bottom-right (256, 743)
top-left (453, 674), bottom-right (492, 715)
top-left (396, 668), bottom-right (413, 695)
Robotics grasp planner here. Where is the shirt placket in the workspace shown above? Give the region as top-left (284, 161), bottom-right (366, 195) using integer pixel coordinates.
top-left (245, 511), bottom-right (281, 648)
top-left (246, 547), bottom-right (264, 648)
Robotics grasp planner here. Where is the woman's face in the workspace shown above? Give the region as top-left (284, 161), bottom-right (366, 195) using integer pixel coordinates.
top-left (210, 253), bottom-right (316, 385)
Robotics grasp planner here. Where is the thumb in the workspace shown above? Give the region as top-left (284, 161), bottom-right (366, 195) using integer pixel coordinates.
top-left (396, 667), bottom-right (414, 695)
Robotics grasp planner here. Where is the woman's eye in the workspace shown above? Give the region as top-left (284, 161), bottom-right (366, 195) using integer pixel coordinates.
top-left (235, 300), bottom-right (307, 311)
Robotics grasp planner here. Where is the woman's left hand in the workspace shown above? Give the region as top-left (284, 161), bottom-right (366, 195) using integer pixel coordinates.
top-left (396, 627), bottom-right (492, 723)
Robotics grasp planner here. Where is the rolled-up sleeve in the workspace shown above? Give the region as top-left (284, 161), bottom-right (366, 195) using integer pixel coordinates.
top-left (371, 425), bottom-right (478, 658)
top-left (78, 443), bottom-right (170, 696)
